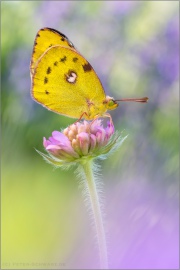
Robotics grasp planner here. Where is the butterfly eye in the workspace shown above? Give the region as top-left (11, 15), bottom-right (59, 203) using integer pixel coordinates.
top-left (105, 98), bottom-right (118, 110)
top-left (108, 100), bottom-right (115, 107)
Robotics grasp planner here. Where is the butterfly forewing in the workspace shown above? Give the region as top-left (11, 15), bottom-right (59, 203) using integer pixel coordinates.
top-left (31, 45), bottom-right (106, 119)
top-left (30, 28), bottom-right (76, 75)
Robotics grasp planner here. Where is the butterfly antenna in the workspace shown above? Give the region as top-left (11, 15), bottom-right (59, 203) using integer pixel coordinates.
top-left (115, 97), bottom-right (149, 103)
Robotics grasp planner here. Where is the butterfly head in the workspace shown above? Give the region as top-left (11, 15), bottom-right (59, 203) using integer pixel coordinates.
top-left (103, 96), bottom-right (119, 111)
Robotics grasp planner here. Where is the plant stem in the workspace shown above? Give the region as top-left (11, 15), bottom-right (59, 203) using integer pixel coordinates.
top-left (80, 160), bottom-right (108, 269)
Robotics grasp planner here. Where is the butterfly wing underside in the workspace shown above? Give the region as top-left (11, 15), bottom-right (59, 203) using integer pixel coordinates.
top-left (30, 27), bottom-right (76, 76)
top-left (31, 45), bottom-right (106, 119)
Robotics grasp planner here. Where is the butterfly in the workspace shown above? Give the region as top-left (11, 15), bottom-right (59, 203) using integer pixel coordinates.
top-left (30, 27), bottom-right (148, 121)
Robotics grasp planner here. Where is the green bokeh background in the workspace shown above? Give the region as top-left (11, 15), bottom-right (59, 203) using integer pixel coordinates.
top-left (1, 1), bottom-right (179, 269)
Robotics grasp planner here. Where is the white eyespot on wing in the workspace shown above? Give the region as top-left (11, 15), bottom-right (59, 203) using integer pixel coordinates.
top-left (65, 70), bottom-right (77, 84)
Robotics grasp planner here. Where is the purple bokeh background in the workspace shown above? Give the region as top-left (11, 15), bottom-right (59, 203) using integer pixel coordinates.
top-left (107, 179), bottom-right (179, 269)
top-left (2, 1), bottom-right (179, 269)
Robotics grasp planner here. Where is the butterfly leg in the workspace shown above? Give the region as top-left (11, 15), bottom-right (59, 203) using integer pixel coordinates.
top-left (102, 113), bottom-right (113, 125)
top-left (73, 112), bottom-right (88, 124)
top-left (89, 113), bottom-right (113, 127)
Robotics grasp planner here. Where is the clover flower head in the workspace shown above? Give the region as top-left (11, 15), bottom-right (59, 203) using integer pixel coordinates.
top-left (37, 119), bottom-right (126, 167)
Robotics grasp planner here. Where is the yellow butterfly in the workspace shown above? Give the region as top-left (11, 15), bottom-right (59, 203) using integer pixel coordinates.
top-left (30, 27), bottom-right (148, 121)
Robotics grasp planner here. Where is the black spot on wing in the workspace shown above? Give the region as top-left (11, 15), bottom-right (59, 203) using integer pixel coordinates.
top-left (46, 67), bottom-right (51, 74)
top-left (60, 56), bottom-right (67, 63)
top-left (45, 90), bottom-right (49, 94)
top-left (73, 57), bottom-right (78, 63)
top-left (44, 77), bottom-right (48, 84)
top-left (82, 62), bottom-right (92, 72)
top-left (54, 61), bottom-right (58, 66)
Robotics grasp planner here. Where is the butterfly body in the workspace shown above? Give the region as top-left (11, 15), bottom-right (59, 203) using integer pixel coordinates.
top-left (30, 28), bottom-right (147, 120)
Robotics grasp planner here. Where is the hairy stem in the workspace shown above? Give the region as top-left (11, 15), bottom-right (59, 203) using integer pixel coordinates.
top-left (79, 160), bottom-right (108, 269)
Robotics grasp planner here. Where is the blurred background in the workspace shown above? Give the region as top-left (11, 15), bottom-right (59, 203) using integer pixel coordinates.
top-left (1, 1), bottom-right (179, 269)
